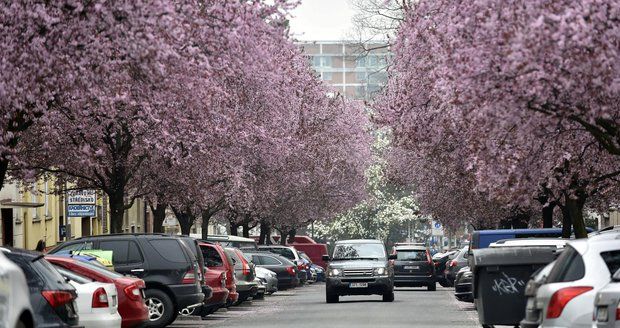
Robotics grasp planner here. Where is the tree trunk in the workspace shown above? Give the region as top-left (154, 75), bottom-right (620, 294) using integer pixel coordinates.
top-left (150, 203), bottom-right (167, 233)
top-left (172, 207), bottom-right (194, 236)
top-left (287, 229), bottom-right (296, 244)
top-left (542, 202), bottom-right (555, 228)
top-left (230, 223), bottom-right (238, 236)
top-left (560, 204), bottom-right (572, 238)
top-left (109, 192), bottom-right (125, 233)
top-left (0, 159), bottom-right (8, 191)
top-left (201, 211), bottom-right (211, 240)
top-left (279, 229), bottom-right (287, 245)
top-left (259, 221), bottom-right (270, 245)
top-left (566, 193), bottom-right (588, 239)
top-left (242, 224), bottom-right (250, 238)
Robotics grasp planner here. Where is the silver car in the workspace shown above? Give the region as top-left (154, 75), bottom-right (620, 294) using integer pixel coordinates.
top-left (594, 269), bottom-right (620, 327)
top-left (535, 231), bottom-right (620, 328)
top-left (255, 267), bottom-right (278, 295)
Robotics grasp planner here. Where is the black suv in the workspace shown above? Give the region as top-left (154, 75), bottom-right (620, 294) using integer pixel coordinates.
top-left (1, 247), bottom-right (79, 327)
top-left (50, 234), bottom-right (204, 327)
top-left (392, 245), bottom-right (436, 291)
top-left (323, 239), bottom-right (396, 303)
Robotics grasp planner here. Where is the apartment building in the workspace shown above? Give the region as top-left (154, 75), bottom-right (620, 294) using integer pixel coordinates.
top-left (298, 41), bottom-right (389, 100)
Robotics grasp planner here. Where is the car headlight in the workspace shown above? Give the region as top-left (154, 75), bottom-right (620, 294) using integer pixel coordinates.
top-left (327, 268), bottom-right (342, 277)
top-left (373, 267), bottom-right (388, 276)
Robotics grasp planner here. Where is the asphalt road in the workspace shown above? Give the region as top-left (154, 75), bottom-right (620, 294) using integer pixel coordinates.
top-left (170, 283), bottom-right (479, 328)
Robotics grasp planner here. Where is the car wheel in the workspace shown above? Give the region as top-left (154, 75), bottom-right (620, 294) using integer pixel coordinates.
top-left (326, 290), bottom-right (339, 303)
top-left (427, 282), bottom-right (436, 291)
top-left (144, 289), bottom-right (175, 327)
top-left (254, 292), bottom-right (265, 300)
top-left (382, 291), bottom-right (395, 302)
top-left (15, 319), bottom-right (28, 328)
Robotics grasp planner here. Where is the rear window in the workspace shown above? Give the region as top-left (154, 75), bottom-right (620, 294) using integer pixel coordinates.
top-left (55, 266), bottom-right (94, 284)
top-left (202, 246), bottom-right (224, 267)
top-left (396, 250), bottom-right (427, 261)
top-left (55, 241), bottom-right (94, 253)
top-left (149, 239), bottom-right (187, 263)
top-left (263, 247), bottom-right (295, 260)
top-left (260, 255), bottom-right (283, 265)
top-left (547, 246), bottom-right (585, 283)
top-left (600, 250), bottom-right (620, 276)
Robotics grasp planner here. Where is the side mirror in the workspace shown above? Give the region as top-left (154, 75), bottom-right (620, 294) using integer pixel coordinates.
top-left (388, 254), bottom-right (397, 260)
top-left (322, 255), bottom-right (330, 262)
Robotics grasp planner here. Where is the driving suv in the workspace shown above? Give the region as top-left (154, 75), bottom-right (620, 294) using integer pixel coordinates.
top-left (323, 239), bottom-right (396, 303)
top-left (50, 234), bottom-right (204, 327)
top-left (392, 245), bottom-right (436, 291)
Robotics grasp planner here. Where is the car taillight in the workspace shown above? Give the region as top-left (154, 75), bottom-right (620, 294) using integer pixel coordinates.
top-left (286, 266), bottom-right (296, 275)
top-left (297, 263), bottom-right (305, 271)
top-left (124, 284), bottom-right (142, 301)
top-left (546, 286), bottom-right (593, 319)
top-left (41, 290), bottom-right (74, 308)
top-left (426, 250), bottom-right (432, 264)
top-left (450, 261), bottom-right (457, 267)
top-left (92, 287), bottom-right (109, 308)
top-left (182, 269), bottom-right (197, 284)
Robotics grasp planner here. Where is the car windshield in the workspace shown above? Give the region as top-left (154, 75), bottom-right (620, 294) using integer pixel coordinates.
top-left (332, 243), bottom-right (385, 260)
top-left (396, 250), bottom-right (426, 261)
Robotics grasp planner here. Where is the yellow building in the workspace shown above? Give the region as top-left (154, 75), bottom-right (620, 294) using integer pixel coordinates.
top-left (0, 177), bottom-right (146, 250)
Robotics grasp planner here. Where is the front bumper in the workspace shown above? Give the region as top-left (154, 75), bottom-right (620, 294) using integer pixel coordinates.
top-left (326, 276), bottom-right (393, 296)
top-left (455, 280), bottom-right (473, 302)
top-left (394, 274), bottom-right (435, 287)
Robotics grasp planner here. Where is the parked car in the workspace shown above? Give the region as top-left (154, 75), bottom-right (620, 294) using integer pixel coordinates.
top-left (0, 250), bottom-right (33, 328)
top-left (177, 235), bottom-right (212, 313)
top-left (433, 250), bottom-right (458, 287)
top-left (454, 266), bottom-right (473, 302)
top-left (445, 246), bottom-right (469, 285)
top-left (224, 247), bottom-right (258, 304)
top-left (311, 263), bottom-right (325, 282)
top-left (47, 255), bottom-right (148, 328)
top-left (535, 231), bottom-right (620, 328)
top-left (198, 242), bottom-right (238, 310)
top-left (521, 261), bottom-right (557, 328)
top-left (55, 266), bottom-right (122, 328)
top-left (244, 250), bottom-right (299, 290)
top-left (470, 228), bottom-right (593, 251)
top-left (392, 244), bottom-right (436, 291)
top-left (254, 266), bottom-right (278, 295)
top-left (324, 239), bottom-right (397, 303)
top-left (50, 234), bottom-right (204, 327)
top-left (1, 247), bottom-right (79, 327)
top-left (258, 245), bottom-right (307, 284)
top-left (198, 235), bottom-right (258, 250)
top-left (594, 269), bottom-right (620, 327)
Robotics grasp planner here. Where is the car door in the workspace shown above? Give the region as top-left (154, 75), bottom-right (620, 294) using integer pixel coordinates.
top-left (97, 239), bottom-right (146, 277)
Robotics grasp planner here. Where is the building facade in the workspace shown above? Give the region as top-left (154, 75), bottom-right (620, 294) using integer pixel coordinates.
top-left (298, 41), bottom-right (389, 100)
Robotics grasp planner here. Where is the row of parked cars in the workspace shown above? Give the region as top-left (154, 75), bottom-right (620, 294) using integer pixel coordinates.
top-left (449, 227), bottom-right (620, 328)
top-left (0, 233), bottom-right (326, 328)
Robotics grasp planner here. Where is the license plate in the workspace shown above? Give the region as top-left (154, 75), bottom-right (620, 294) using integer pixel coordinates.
top-left (349, 282), bottom-right (368, 288)
top-left (404, 266), bottom-right (419, 270)
top-left (597, 307), bottom-right (609, 322)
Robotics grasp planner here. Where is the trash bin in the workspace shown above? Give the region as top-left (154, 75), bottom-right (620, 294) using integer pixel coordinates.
top-left (472, 247), bottom-right (557, 326)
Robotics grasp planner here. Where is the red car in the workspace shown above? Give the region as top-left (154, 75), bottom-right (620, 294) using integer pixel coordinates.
top-left (46, 255), bottom-right (149, 328)
top-left (199, 242), bottom-right (238, 309)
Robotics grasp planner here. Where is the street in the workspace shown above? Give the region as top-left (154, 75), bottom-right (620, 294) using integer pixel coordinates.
top-left (171, 284), bottom-right (478, 328)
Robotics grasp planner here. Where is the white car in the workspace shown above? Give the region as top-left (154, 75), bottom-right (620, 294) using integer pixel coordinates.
top-left (55, 266), bottom-right (121, 328)
top-left (536, 231), bottom-right (620, 328)
top-left (594, 269), bottom-right (620, 327)
top-left (489, 238), bottom-right (568, 249)
top-left (0, 250), bottom-right (33, 328)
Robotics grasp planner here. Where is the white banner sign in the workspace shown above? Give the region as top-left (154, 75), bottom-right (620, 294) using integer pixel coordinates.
top-left (67, 190), bottom-right (97, 204)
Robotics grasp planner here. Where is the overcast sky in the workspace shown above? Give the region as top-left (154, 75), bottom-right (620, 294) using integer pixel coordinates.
top-left (289, 0), bottom-right (355, 41)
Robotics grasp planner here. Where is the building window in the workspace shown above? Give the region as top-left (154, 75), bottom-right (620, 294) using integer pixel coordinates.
top-left (313, 56), bottom-right (332, 68)
top-left (322, 72), bottom-right (333, 81)
top-left (356, 72), bottom-right (367, 82)
top-left (356, 56), bottom-right (366, 67)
